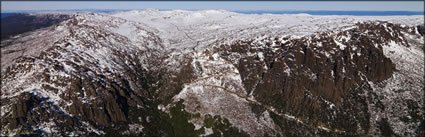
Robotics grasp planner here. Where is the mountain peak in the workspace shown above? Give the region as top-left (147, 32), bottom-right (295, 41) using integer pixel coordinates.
top-left (1, 11), bottom-right (423, 137)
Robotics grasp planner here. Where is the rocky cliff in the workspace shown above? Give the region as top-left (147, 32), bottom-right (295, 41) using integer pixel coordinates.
top-left (1, 11), bottom-right (423, 137)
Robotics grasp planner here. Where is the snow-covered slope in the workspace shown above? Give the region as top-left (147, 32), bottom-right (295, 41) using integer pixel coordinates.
top-left (1, 10), bottom-right (424, 137)
top-left (112, 9), bottom-right (423, 50)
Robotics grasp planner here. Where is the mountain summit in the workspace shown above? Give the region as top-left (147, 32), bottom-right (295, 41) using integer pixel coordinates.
top-left (1, 10), bottom-right (424, 137)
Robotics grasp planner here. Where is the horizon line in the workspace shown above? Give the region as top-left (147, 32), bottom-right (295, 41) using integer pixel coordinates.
top-left (2, 9), bottom-right (424, 12)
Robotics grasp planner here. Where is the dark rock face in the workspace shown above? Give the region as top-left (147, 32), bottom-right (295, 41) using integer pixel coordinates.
top-left (1, 15), bottom-right (168, 136)
top-left (0, 18), bottom-right (423, 137)
top-left (417, 25), bottom-right (425, 36)
top-left (215, 22), bottom-right (417, 136)
top-left (1, 50), bottom-right (151, 136)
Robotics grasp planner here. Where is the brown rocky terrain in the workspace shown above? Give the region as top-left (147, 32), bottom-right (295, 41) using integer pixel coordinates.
top-left (1, 12), bottom-right (423, 137)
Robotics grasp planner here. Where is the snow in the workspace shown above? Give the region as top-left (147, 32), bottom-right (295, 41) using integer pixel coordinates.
top-left (82, 122), bottom-right (105, 135)
top-left (128, 124), bottom-right (144, 134)
top-left (257, 52), bottom-right (265, 61)
top-left (283, 114), bottom-right (304, 123)
top-left (1, 9), bottom-right (423, 136)
top-left (284, 66), bottom-right (291, 75)
top-left (166, 49), bottom-right (275, 136)
top-left (37, 121), bottom-right (59, 134)
top-left (367, 33), bottom-right (424, 136)
top-left (203, 128), bottom-right (214, 136)
top-left (334, 39), bottom-right (346, 50)
top-left (111, 10), bottom-right (423, 51)
top-left (318, 125), bottom-right (330, 131)
top-left (0, 105), bottom-right (10, 117)
top-left (321, 97), bottom-right (336, 109)
top-left (259, 111), bottom-right (280, 132)
top-left (1, 21), bottom-right (70, 73)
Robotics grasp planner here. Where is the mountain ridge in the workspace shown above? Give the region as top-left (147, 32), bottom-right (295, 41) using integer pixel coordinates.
top-left (1, 11), bottom-right (424, 136)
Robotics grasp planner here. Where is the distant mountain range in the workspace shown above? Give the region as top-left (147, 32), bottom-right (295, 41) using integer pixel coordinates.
top-left (1, 9), bottom-right (424, 16)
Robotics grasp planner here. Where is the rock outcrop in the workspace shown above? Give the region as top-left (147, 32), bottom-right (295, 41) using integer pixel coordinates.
top-left (1, 12), bottom-right (423, 137)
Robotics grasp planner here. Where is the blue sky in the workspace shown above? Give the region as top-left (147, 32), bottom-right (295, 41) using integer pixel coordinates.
top-left (1, 1), bottom-right (424, 11)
